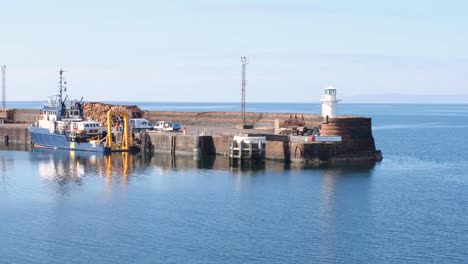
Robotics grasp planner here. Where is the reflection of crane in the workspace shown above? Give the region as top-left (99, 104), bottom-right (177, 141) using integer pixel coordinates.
top-left (103, 152), bottom-right (133, 184)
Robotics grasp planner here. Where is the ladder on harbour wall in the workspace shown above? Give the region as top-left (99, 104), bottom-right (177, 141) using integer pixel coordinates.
top-left (229, 140), bottom-right (266, 163)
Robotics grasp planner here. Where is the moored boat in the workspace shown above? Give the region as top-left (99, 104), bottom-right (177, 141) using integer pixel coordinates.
top-left (28, 69), bottom-right (139, 153)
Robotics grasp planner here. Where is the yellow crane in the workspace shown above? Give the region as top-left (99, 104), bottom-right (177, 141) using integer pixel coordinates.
top-left (105, 109), bottom-right (133, 150)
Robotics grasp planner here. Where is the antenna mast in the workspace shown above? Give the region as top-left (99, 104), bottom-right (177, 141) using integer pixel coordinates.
top-left (1, 65), bottom-right (5, 110)
top-left (241, 57), bottom-right (249, 127)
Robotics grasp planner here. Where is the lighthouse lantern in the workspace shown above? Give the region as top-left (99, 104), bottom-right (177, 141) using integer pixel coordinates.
top-left (320, 85), bottom-right (341, 118)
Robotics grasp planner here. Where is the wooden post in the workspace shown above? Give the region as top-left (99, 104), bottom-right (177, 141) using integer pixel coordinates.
top-left (239, 140), bottom-right (243, 159)
top-left (258, 141), bottom-right (263, 158)
top-left (172, 135), bottom-right (176, 154)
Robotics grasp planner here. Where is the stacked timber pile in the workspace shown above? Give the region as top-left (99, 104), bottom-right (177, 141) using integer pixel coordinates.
top-left (82, 102), bottom-right (143, 126)
top-left (0, 109), bottom-right (14, 120)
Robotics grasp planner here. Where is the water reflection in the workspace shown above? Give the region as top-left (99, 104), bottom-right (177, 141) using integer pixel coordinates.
top-left (317, 163), bottom-right (375, 220)
top-left (6, 146), bottom-right (378, 198)
top-left (316, 163), bottom-right (375, 260)
top-left (5, 144), bottom-right (377, 174)
top-left (0, 151), bottom-right (15, 192)
top-left (35, 150), bottom-right (96, 195)
top-left (25, 148), bottom-right (378, 182)
top-left (151, 153), bottom-right (217, 170)
top-left (0, 143), bottom-right (31, 152)
top-left (34, 150), bottom-right (143, 185)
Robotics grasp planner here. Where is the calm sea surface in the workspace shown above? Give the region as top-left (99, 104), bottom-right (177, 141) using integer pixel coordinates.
top-left (1, 103), bottom-right (468, 263)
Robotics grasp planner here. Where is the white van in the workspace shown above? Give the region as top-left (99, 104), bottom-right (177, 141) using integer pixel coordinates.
top-left (70, 121), bottom-right (103, 136)
top-left (130, 118), bottom-right (153, 132)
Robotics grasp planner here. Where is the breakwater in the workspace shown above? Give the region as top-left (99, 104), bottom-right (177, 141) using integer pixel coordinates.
top-left (0, 109), bottom-right (382, 164)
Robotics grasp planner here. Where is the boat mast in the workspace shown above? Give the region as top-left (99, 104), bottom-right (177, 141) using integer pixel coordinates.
top-left (58, 68), bottom-right (64, 105)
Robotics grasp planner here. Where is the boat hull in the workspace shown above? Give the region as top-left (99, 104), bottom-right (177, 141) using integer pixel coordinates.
top-left (28, 126), bottom-right (111, 153)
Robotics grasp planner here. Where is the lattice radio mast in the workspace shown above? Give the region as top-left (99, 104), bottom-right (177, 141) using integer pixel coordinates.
top-left (241, 57), bottom-right (249, 127)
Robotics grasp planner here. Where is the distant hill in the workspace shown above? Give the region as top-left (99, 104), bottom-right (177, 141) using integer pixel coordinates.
top-left (344, 94), bottom-right (468, 104)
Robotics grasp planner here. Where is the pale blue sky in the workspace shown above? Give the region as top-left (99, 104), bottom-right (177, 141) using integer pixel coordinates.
top-left (1, 0), bottom-right (467, 102)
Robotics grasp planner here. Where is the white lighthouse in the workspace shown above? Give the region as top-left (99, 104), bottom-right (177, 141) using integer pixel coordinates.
top-left (320, 85), bottom-right (340, 118)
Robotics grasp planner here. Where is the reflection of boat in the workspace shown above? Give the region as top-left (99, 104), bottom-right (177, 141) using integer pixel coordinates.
top-left (34, 149), bottom-right (138, 179)
top-left (28, 69), bottom-right (139, 153)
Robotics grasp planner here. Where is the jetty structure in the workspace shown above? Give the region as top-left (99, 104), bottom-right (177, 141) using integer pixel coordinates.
top-left (228, 135), bottom-right (266, 164)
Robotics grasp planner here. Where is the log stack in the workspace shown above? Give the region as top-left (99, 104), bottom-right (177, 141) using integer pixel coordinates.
top-left (82, 102), bottom-right (143, 126)
top-left (0, 109), bottom-right (14, 121)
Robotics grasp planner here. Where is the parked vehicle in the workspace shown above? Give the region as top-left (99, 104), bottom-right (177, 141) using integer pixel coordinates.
top-left (70, 121), bottom-right (104, 136)
top-left (130, 118), bottom-right (153, 132)
top-left (154, 121), bottom-right (181, 132)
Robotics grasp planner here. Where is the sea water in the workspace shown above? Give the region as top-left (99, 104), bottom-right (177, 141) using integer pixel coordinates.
top-left (1, 103), bottom-right (467, 263)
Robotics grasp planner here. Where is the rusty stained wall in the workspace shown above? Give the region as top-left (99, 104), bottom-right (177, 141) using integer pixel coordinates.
top-left (212, 135), bottom-right (232, 156)
top-left (290, 142), bottom-right (335, 163)
top-left (0, 125), bottom-right (30, 144)
top-left (321, 117), bottom-right (373, 140)
top-left (265, 141), bottom-right (291, 161)
top-left (320, 117), bottom-right (377, 156)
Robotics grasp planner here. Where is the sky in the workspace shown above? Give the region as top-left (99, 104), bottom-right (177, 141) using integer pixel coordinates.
top-left (1, 0), bottom-right (467, 102)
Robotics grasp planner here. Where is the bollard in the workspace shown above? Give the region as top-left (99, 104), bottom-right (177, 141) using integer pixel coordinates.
top-left (4, 135), bottom-right (9, 146)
